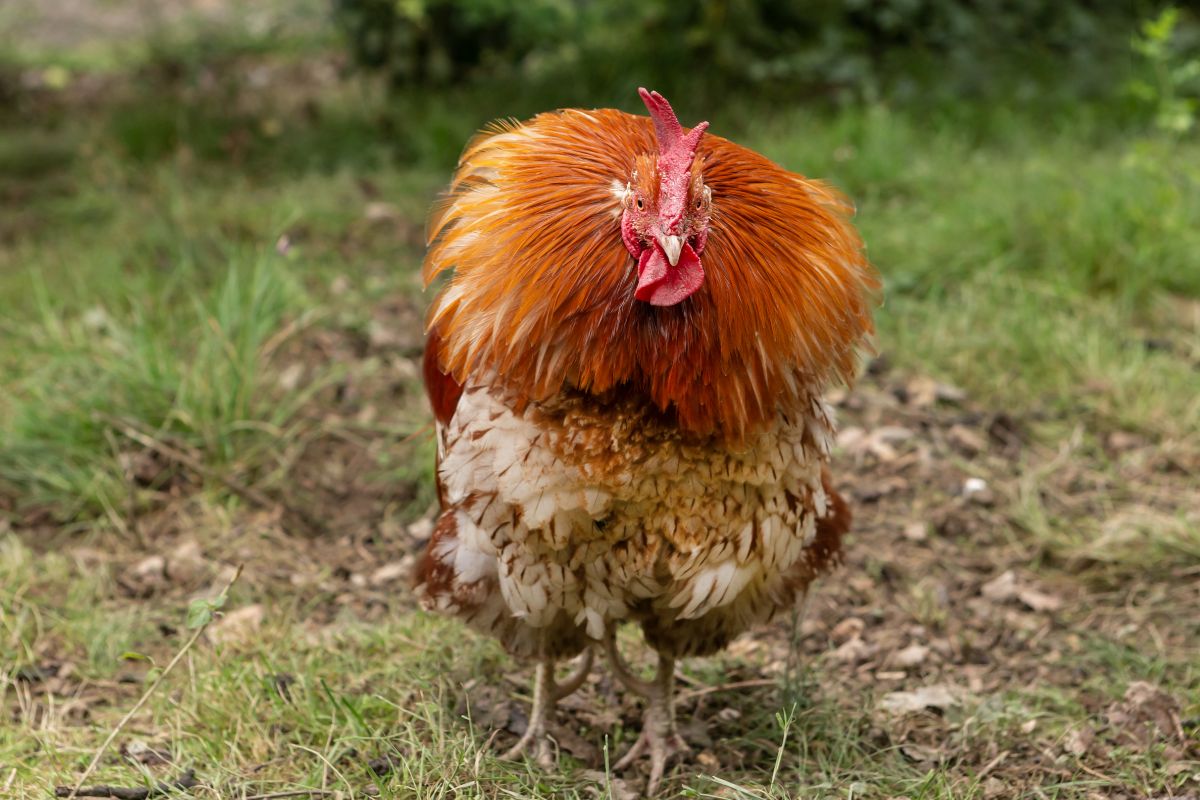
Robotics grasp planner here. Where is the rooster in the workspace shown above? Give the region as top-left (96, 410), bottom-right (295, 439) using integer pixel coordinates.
top-left (415, 88), bottom-right (878, 793)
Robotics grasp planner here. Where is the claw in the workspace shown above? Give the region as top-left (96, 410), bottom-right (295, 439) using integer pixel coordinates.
top-left (500, 648), bottom-right (594, 768)
top-left (605, 630), bottom-right (690, 795)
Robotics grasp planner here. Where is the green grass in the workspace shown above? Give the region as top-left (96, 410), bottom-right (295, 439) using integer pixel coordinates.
top-left (1, 14), bottom-right (1198, 799)
top-left (4, 93), bottom-right (1198, 519)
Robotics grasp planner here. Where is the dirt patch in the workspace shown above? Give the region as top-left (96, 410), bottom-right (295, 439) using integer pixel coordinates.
top-left (5, 320), bottom-right (1199, 796)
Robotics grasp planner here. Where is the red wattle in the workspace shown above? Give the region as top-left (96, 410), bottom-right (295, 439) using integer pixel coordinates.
top-left (635, 242), bottom-right (704, 306)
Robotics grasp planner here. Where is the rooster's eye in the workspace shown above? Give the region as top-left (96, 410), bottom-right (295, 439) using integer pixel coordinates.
top-left (636, 197), bottom-right (644, 210)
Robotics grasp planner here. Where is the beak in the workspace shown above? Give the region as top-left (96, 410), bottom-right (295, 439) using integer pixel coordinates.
top-left (656, 234), bottom-right (685, 267)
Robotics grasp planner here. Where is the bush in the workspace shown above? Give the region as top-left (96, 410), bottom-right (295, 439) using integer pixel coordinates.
top-left (331, 0), bottom-right (1141, 103)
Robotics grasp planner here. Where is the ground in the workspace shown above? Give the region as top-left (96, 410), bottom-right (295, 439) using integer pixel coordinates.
top-left (1, 6), bottom-right (1198, 799)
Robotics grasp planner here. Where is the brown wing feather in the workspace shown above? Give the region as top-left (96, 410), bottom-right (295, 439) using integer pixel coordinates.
top-left (423, 327), bottom-right (464, 426)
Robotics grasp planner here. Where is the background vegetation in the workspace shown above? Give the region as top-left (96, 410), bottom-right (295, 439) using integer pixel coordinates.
top-left (0, 2), bottom-right (1197, 798)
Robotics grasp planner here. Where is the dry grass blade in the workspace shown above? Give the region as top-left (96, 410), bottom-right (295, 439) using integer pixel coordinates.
top-left (100, 415), bottom-right (323, 534)
top-left (59, 567), bottom-right (244, 800)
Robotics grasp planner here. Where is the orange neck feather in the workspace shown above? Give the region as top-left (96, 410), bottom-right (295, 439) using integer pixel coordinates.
top-left (423, 108), bottom-right (879, 442)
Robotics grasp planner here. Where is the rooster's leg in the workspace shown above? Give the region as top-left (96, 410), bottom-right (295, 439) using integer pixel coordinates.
top-left (501, 648), bottom-right (594, 768)
top-left (605, 631), bottom-right (690, 795)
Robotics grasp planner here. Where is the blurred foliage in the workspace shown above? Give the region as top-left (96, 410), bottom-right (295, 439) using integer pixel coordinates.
top-left (1127, 6), bottom-right (1200, 133)
top-left (332, 0), bottom-right (1146, 104)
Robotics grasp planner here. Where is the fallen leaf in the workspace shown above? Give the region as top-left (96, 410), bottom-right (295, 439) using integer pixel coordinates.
top-left (899, 743), bottom-right (944, 763)
top-left (892, 643), bottom-right (930, 668)
top-left (1063, 725), bottom-right (1094, 757)
top-left (1106, 681), bottom-right (1187, 751)
top-left (948, 425), bottom-right (987, 456)
top-left (546, 722), bottom-right (599, 761)
top-left (407, 517), bottom-right (435, 542)
top-left (579, 771), bottom-right (638, 800)
top-left (370, 559), bottom-right (413, 586)
top-left (981, 571), bottom-right (1018, 602)
top-left (905, 377), bottom-right (939, 407)
top-left (831, 616), bottom-right (865, 643)
top-left (982, 777), bottom-right (1007, 798)
top-left (1016, 587), bottom-right (1062, 613)
top-left (832, 637), bottom-right (874, 664)
top-left (880, 685), bottom-right (959, 714)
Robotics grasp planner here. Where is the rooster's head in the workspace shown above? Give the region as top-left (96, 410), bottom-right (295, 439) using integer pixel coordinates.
top-left (619, 89), bottom-right (710, 306)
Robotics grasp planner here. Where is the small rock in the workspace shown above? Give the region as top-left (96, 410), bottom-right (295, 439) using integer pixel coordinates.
top-left (167, 540), bottom-right (208, 584)
top-left (902, 522), bottom-right (928, 542)
top-left (277, 363), bottom-right (305, 391)
top-left (82, 306), bottom-right (111, 332)
top-left (962, 477), bottom-right (995, 506)
top-left (716, 707), bottom-right (741, 723)
top-left (133, 555), bottom-right (166, 581)
top-left (207, 604), bottom-right (264, 646)
top-left (123, 739), bottom-right (171, 766)
top-left (364, 201), bottom-right (402, 221)
top-left (1106, 431), bottom-right (1143, 452)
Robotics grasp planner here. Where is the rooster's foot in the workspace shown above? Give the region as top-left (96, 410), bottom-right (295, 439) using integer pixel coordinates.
top-left (613, 720), bottom-right (691, 795)
top-left (500, 648), bottom-right (593, 768)
top-left (605, 630), bottom-right (689, 795)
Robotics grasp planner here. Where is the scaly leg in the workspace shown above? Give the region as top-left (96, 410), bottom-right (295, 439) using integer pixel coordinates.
top-left (605, 630), bottom-right (691, 795)
top-left (501, 648), bottom-right (594, 768)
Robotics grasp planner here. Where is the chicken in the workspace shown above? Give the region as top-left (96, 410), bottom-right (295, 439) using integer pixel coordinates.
top-left (415, 88), bottom-right (878, 793)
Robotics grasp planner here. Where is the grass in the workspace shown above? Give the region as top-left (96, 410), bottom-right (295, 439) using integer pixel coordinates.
top-left (1, 9), bottom-right (1198, 799)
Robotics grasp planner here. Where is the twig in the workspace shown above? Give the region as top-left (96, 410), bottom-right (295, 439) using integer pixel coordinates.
top-left (60, 567), bottom-right (243, 800)
top-left (101, 415), bottom-right (322, 534)
top-left (241, 791), bottom-right (336, 800)
top-left (975, 750), bottom-right (1009, 781)
top-left (677, 678), bottom-right (778, 703)
top-left (54, 769), bottom-right (198, 799)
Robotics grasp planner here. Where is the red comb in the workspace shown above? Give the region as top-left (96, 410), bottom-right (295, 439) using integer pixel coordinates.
top-left (638, 88), bottom-right (708, 179)
top-left (638, 88), bottom-right (708, 234)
